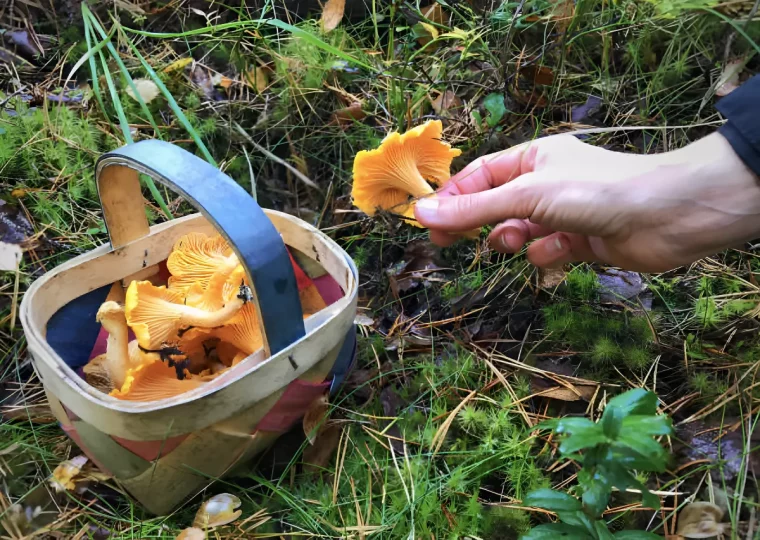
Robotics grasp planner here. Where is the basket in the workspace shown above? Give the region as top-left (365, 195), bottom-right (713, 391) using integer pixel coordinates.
top-left (19, 140), bottom-right (358, 515)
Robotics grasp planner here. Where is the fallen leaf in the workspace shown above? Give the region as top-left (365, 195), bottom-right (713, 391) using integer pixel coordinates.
top-left (571, 95), bottom-right (603, 123)
top-left (125, 79), bottom-right (160, 103)
top-left (303, 424), bottom-right (342, 474)
top-left (245, 67), bottom-right (269, 93)
top-left (414, 22), bottom-right (439, 48)
top-left (3, 30), bottom-right (43, 57)
top-left (330, 101), bottom-right (367, 128)
top-left (431, 90), bottom-right (463, 117)
top-left (354, 312), bottom-right (374, 326)
top-left (597, 268), bottom-right (651, 309)
top-left (176, 527), bottom-right (205, 540)
top-left (302, 393), bottom-right (329, 445)
top-left (49, 455), bottom-right (88, 493)
top-left (193, 493), bottom-right (242, 529)
top-left (521, 64), bottom-right (555, 86)
top-left (321, 0), bottom-right (346, 32)
top-left (163, 57), bottom-right (193, 73)
top-left (676, 501), bottom-right (729, 538)
top-left (551, 0), bottom-right (575, 33)
top-left (538, 267), bottom-right (566, 289)
top-left (716, 58), bottom-right (745, 97)
top-left (213, 74), bottom-right (234, 89)
top-left (530, 376), bottom-right (597, 401)
top-left (420, 3), bottom-right (445, 24)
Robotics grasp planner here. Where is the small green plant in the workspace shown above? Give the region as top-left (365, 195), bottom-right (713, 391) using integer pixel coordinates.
top-left (521, 389), bottom-right (673, 539)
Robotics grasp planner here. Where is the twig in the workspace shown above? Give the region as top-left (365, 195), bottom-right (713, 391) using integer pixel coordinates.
top-left (233, 123), bottom-right (320, 190)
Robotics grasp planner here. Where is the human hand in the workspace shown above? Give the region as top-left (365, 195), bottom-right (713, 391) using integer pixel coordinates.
top-left (414, 133), bottom-right (760, 272)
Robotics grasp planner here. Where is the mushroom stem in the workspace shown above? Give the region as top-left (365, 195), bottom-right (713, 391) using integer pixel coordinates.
top-left (96, 302), bottom-right (132, 388)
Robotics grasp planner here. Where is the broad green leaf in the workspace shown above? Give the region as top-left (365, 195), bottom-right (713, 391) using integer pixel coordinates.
top-left (600, 403), bottom-right (624, 439)
top-left (557, 511), bottom-right (597, 535)
top-left (594, 520), bottom-right (616, 540)
top-left (614, 435), bottom-right (668, 466)
top-left (613, 531), bottom-right (661, 539)
top-left (606, 389), bottom-right (657, 416)
top-left (601, 463), bottom-right (661, 511)
top-left (554, 417), bottom-right (596, 434)
top-left (483, 93), bottom-right (507, 127)
top-left (560, 431), bottom-right (608, 454)
top-left (520, 523), bottom-right (593, 539)
top-left (523, 489), bottom-right (582, 512)
top-left (620, 415), bottom-right (673, 436)
top-left (581, 476), bottom-right (611, 518)
top-left (609, 445), bottom-right (663, 471)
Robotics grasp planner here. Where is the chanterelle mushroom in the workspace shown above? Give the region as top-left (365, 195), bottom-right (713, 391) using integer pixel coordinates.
top-left (167, 232), bottom-right (239, 294)
top-left (352, 120), bottom-right (461, 227)
top-left (94, 301), bottom-right (145, 388)
top-left (125, 279), bottom-right (253, 350)
top-left (110, 358), bottom-right (203, 401)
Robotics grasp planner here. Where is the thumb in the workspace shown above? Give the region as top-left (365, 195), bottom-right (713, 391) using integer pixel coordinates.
top-left (414, 176), bottom-right (542, 231)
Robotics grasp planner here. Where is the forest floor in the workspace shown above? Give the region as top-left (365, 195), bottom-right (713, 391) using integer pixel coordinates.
top-left (0, 0), bottom-right (759, 538)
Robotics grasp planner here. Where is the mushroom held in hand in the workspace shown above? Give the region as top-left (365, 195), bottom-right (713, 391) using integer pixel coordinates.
top-left (352, 120), bottom-right (461, 227)
top-left (125, 280), bottom-right (253, 350)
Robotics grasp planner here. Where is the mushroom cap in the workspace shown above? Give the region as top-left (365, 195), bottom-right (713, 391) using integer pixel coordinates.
top-left (213, 303), bottom-right (263, 356)
top-left (110, 359), bottom-right (203, 401)
top-left (167, 233), bottom-right (238, 293)
top-left (351, 120), bottom-right (461, 227)
top-left (125, 281), bottom-right (186, 349)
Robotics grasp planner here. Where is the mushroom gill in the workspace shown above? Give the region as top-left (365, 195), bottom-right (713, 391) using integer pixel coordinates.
top-left (110, 359), bottom-right (203, 401)
top-left (125, 280), bottom-right (252, 350)
top-left (167, 232), bottom-right (239, 293)
top-left (351, 120), bottom-right (462, 227)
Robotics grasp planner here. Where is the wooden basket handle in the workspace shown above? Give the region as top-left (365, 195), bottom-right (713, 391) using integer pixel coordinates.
top-left (95, 140), bottom-right (306, 356)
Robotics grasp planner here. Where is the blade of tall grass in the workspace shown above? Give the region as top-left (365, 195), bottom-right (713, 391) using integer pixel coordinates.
top-left (113, 19), bottom-right (217, 166)
top-left (122, 19), bottom-right (374, 71)
top-left (81, 5), bottom-right (172, 219)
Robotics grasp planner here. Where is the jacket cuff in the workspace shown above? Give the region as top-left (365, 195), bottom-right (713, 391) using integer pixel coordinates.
top-left (716, 75), bottom-right (760, 177)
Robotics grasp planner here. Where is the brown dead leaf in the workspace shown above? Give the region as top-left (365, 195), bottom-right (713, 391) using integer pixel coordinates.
top-left (531, 376), bottom-right (597, 401)
top-left (421, 3), bottom-right (445, 24)
top-left (321, 0), bottom-right (346, 32)
top-left (193, 493), bottom-right (242, 529)
top-left (716, 58), bottom-right (745, 97)
top-left (521, 64), bottom-right (555, 86)
top-left (430, 90), bottom-right (463, 117)
top-left (331, 102), bottom-right (367, 128)
top-left (551, 0), bottom-right (575, 33)
top-left (538, 267), bottom-right (566, 289)
top-left (303, 424), bottom-right (342, 474)
top-left (415, 22), bottom-right (439, 48)
top-left (303, 393), bottom-right (329, 445)
top-left (245, 66), bottom-right (269, 93)
top-left (676, 501), bottom-right (729, 538)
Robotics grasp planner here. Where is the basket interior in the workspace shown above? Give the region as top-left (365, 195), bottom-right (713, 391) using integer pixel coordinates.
top-left (45, 243), bottom-right (345, 375)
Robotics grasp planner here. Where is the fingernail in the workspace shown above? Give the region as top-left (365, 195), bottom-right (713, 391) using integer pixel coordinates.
top-left (499, 228), bottom-right (521, 252)
top-left (415, 198), bottom-right (439, 219)
top-left (553, 237), bottom-right (563, 252)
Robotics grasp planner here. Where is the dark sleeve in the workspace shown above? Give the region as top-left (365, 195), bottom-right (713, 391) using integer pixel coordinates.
top-left (717, 74), bottom-right (760, 177)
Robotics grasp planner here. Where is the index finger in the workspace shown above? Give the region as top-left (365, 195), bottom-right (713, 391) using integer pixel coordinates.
top-left (438, 140), bottom-right (538, 197)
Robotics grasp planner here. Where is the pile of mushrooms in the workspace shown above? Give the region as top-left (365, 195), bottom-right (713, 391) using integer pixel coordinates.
top-left (83, 232), bottom-right (325, 401)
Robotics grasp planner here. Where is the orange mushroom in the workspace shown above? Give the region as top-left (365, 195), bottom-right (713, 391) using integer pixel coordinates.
top-left (167, 232), bottom-right (238, 293)
top-left (110, 359), bottom-right (203, 401)
top-left (125, 279), bottom-right (253, 350)
top-left (352, 120), bottom-right (461, 227)
top-left (88, 301), bottom-right (147, 389)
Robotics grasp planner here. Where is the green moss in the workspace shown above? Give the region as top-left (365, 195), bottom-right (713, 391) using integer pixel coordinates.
top-left (591, 337), bottom-right (621, 365)
top-left (566, 266), bottom-right (598, 301)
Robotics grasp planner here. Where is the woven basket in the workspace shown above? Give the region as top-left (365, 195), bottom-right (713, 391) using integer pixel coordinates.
top-left (19, 140), bottom-right (358, 515)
